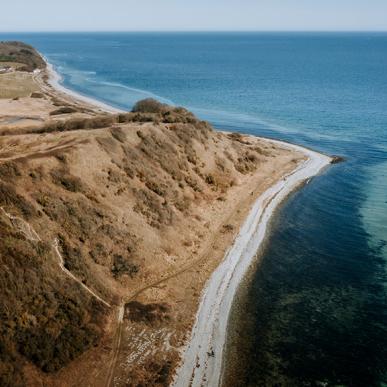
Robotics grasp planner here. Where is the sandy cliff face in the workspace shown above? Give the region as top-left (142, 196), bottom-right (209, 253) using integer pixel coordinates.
top-left (0, 41), bottom-right (304, 386)
top-left (0, 106), bottom-right (301, 386)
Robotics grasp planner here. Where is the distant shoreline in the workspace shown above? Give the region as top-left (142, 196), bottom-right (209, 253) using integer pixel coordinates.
top-left (42, 56), bottom-right (123, 114)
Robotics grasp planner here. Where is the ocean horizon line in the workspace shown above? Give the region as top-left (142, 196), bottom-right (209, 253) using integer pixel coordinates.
top-left (1, 30), bottom-right (387, 34)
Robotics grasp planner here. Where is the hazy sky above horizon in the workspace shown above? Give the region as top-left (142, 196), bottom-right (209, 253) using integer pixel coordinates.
top-left (1, 0), bottom-right (386, 32)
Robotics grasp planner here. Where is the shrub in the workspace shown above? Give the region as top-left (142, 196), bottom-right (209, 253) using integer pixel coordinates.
top-left (0, 182), bottom-right (36, 218)
top-left (49, 106), bottom-right (78, 115)
top-left (132, 98), bottom-right (167, 114)
top-left (0, 161), bottom-right (21, 180)
top-left (205, 174), bottom-right (216, 185)
top-left (0, 219), bottom-right (105, 382)
top-left (124, 301), bottom-right (170, 325)
top-left (145, 180), bottom-right (165, 197)
top-left (30, 92), bottom-right (45, 99)
top-left (18, 65), bottom-right (33, 72)
top-left (0, 41), bottom-right (46, 70)
top-left (38, 114), bottom-right (116, 133)
top-left (57, 235), bottom-right (86, 279)
top-left (0, 55), bottom-right (15, 61)
top-left (20, 48), bottom-right (32, 56)
top-left (110, 127), bottom-right (127, 143)
top-left (111, 254), bottom-right (139, 278)
top-left (50, 169), bottom-right (84, 193)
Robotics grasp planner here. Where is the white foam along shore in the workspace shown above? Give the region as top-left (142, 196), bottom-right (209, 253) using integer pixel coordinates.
top-left (43, 57), bottom-right (123, 114)
top-left (173, 142), bottom-right (332, 387)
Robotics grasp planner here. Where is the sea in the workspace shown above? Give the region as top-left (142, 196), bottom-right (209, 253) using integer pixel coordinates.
top-left (2, 32), bottom-right (386, 386)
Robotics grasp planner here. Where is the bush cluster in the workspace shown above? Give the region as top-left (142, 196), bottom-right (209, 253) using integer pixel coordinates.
top-left (49, 106), bottom-right (78, 115)
top-left (132, 98), bottom-right (168, 113)
top-left (0, 216), bottom-right (106, 385)
top-left (0, 41), bottom-right (46, 71)
top-left (0, 99), bottom-right (210, 137)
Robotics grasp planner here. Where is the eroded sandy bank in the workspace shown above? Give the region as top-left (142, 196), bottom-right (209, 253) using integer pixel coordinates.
top-left (0, 43), bottom-right (332, 386)
top-left (44, 57), bottom-right (331, 387)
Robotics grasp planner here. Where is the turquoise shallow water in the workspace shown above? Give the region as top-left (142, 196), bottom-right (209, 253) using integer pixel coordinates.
top-left (2, 32), bottom-right (386, 386)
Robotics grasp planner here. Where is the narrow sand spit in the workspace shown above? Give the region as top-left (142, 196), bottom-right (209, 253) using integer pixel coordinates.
top-left (173, 143), bottom-right (331, 387)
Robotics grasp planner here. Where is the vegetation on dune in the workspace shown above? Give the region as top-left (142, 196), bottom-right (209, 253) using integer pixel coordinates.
top-left (0, 55), bottom-right (15, 62)
top-left (0, 96), bottom-right (267, 385)
top-left (0, 214), bottom-right (107, 386)
top-left (38, 115), bottom-right (117, 133)
top-left (50, 167), bottom-right (85, 193)
top-left (0, 72), bottom-right (40, 99)
top-left (111, 254), bottom-right (139, 278)
top-left (49, 106), bottom-right (79, 116)
top-left (132, 98), bottom-right (169, 113)
top-left (124, 301), bottom-right (171, 325)
top-left (0, 41), bottom-right (45, 71)
top-left (0, 160), bottom-right (127, 384)
top-left (0, 98), bottom-right (208, 136)
top-left (125, 359), bottom-right (173, 387)
top-left (30, 92), bottom-right (44, 99)
top-left (0, 181), bottom-right (37, 219)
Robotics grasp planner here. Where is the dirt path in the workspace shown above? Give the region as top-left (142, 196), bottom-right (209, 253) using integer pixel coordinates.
top-left (104, 155), bottom-right (308, 387)
top-left (106, 305), bottom-right (125, 387)
top-left (104, 179), bottom-right (262, 386)
top-left (0, 138), bottom-right (85, 163)
top-left (0, 207), bottom-right (41, 241)
top-left (0, 206), bottom-right (111, 308)
top-left (53, 239), bottom-right (111, 308)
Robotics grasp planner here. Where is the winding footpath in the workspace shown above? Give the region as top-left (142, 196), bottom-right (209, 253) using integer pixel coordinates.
top-left (53, 239), bottom-right (111, 308)
top-left (1, 207), bottom-right (41, 242)
top-left (172, 142), bottom-right (331, 387)
top-left (1, 206), bottom-right (111, 308)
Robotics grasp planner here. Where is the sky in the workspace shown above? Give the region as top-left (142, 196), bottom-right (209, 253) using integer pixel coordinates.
top-left (0, 0), bottom-right (386, 32)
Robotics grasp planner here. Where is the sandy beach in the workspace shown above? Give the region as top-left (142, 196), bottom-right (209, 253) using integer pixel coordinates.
top-left (43, 59), bottom-right (123, 114)
top-left (173, 144), bottom-right (331, 387)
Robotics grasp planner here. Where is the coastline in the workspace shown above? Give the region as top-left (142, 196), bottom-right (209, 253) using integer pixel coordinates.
top-left (1, 34), bottom-right (383, 387)
top-left (36, 51), bottom-right (332, 386)
top-left (42, 57), bottom-right (123, 114)
top-left (173, 144), bottom-right (331, 387)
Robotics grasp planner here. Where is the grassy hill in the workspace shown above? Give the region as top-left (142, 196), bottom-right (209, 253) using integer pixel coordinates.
top-left (0, 41), bottom-right (46, 72)
top-left (0, 99), bottom-right (279, 386)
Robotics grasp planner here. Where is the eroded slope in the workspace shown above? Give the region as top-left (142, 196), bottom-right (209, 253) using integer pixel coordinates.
top-left (0, 102), bottom-right (303, 386)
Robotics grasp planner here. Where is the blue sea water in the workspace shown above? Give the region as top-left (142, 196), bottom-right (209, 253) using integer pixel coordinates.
top-left (2, 32), bottom-right (386, 386)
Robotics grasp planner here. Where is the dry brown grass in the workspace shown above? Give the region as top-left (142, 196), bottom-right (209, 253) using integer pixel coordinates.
top-left (0, 72), bottom-right (39, 99)
top-left (0, 98), bottom-right (299, 386)
top-left (0, 41), bottom-right (46, 71)
top-left (49, 106), bottom-right (79, 116)
top-left (132, 98), bottom-right (168, 113)
top-left (124, 301), bottom-right (171, 325)
top-left (0, 200), bottom-right (108, 386)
